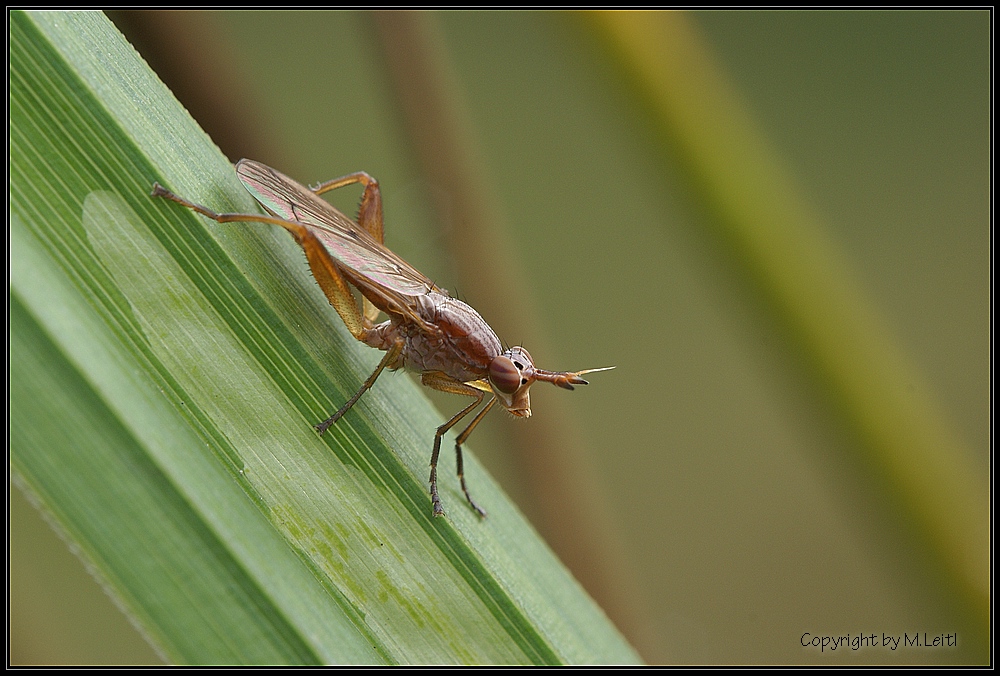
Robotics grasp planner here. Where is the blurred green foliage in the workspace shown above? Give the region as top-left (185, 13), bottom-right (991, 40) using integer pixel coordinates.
top-left (12, 10), bottom-right (988, 664)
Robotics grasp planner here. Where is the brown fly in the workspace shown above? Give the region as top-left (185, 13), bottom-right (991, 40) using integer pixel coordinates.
top-left (152, 160), bottom-right (612, 517)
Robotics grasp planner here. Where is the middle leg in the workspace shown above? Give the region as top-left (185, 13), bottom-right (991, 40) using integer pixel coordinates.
top-left (310, 171), bottom-right (384, 325)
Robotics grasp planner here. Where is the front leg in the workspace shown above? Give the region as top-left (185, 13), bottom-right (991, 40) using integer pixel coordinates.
top-left (421, 372), bottom-right (494, 518)
top-left (452, 397), bottom-right (497, 517)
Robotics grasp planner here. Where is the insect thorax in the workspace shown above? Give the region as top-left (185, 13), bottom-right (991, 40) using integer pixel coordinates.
top-left (383, 292), bottom-right (502, 383)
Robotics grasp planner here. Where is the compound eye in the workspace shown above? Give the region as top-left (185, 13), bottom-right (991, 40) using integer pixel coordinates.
top-left (489, 356), bottom-right (522, 394)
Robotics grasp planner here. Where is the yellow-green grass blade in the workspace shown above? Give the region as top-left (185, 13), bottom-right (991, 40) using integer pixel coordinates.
top-left (10, 10), bottom-right (639, 665)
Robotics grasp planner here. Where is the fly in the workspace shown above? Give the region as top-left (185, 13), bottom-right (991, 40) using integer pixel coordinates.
top-left (152, 160), bottom-right (612, 517)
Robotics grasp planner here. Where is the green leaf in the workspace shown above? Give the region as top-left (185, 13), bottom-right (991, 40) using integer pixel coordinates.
top-left (9, 10), bottom-right (639, 665)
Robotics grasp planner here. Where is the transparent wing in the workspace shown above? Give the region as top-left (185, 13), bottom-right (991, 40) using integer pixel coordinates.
top-left (236, 159), bottom-right (444, 324)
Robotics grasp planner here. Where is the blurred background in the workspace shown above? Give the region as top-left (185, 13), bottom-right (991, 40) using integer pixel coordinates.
top-left (10, 10), bottom-right (988, 664)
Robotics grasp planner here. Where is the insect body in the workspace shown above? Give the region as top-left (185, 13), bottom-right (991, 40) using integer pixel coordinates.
top-left (152, 160), bottom-right (611, 517)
